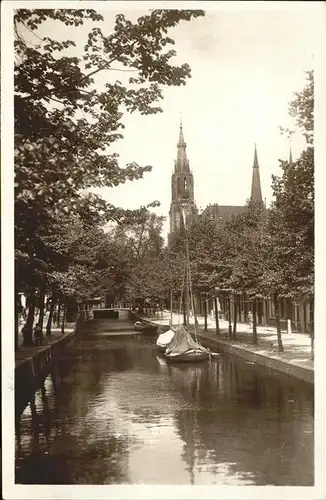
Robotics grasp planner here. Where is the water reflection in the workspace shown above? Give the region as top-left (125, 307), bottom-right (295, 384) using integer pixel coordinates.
top-left (16, 333), bottom-right (314, 485)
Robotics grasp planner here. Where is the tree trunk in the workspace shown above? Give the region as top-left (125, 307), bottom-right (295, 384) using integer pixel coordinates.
top-left (214, 297), bottom-right (220, 336)
top-left (38, 288), bottom-right (46, 333)
top-left (257, 300), bottom-right (263, 326)
top-left (204, 295), bottom-right (208, 331)
top-left (22, 292), bottom-right (36, 346)
top-left (56, 300), bottom-right (61, 327)
top-left (15, 291), bottom-right (20, 351)
top-left (310, 295), bottom-right (314, 361)
top-left (61, 299), bottom-right (67, 334)
top-left (233, 295), bottom-right (238, 339)
top-left (46, 289), bottom-right (57, 337)
top-left (244, 293), bottom-right (248, 323)
top-left (228, 295), bottom-right (232, 339)
top-left (274, 293), bottom-right (284, 352)
top-left (252, 298), bottom-right (258, 345)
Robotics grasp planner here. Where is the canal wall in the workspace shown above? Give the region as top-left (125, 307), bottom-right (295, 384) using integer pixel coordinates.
top-left (131, 312), bottom-right (313, 385)
top-left (15, 325), bottom-right (77, 415)
top-left (198, 333), bottom-right (314, 385)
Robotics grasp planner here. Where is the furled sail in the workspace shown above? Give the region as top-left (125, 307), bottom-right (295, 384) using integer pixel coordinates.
top-left (165, 325), bottom-right (207, 356)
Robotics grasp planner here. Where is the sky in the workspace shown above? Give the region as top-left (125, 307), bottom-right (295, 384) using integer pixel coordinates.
top-left (17, 2), bottom-right (321, 237)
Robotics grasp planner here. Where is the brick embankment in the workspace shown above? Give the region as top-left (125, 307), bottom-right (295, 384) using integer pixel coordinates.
top-left (133, 312), bottom-right (314, 385)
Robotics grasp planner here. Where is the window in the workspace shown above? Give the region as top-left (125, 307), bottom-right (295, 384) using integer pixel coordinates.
top-left (177, 177), bottom-right (181, 196)
top-left (184, 177), bottom-right (189, 197)
top-left (175, 211), bottom-right (180, 228)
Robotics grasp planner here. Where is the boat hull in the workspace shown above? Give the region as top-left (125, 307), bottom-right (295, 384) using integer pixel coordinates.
top-left (134, 322), bottom-right (158, 335)
top-left (164, 350), bottom-right (209, 363)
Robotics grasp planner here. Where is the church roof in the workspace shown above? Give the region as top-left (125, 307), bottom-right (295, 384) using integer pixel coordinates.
top-left (201, 203), bottom-right (247, 223)
top-left (217, 205), bottom-right (247, 215)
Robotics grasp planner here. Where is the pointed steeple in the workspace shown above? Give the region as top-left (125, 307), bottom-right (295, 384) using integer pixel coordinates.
top-left (175, 121), bottom-right (190, 173)
top-left (178, 118), bottom-right (186, 147)
top-left (250, 143), bottom-right (263, 204)
top-left (289, 147), bottom-right (293, 164)
top-left (253, 143), bottom-right (259, 167)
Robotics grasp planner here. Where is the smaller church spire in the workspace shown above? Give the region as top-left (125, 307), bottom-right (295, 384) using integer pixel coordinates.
top-left (250, 143), bottom-right (263, 204)
top-left (178, 119), bottom-right (186, 148)
top-left (175, 120), bottom-right (189, 173)
top-left (253, 143), bottom-right (259, 167)
top-left (289, 147), bottom-right (293, 164)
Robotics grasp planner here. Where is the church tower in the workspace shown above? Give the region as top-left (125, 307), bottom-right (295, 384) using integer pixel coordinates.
top-left (250, 144), bottom-right (263, 204)
top-left (169, 122), bottom-right (197, 238)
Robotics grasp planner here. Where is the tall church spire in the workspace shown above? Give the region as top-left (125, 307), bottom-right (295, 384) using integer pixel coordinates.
top-left (253, 142), bottom-right (259, 167)
top-left (169, 121), bottom-right (197, 239)
top-left (175, 121), bottom-right (190, 173)
top-left (289, 147), bottom-right (293, 164)
top-left (250, 143), bottom-right (263, 204)
top-left (178, 118), bottom-right (185, 146)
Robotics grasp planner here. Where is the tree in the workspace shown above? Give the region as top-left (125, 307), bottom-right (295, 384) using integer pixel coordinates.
top-left (14, 8), bottom-right (205, 344)
top-left (122, 207), bottom-right (176, 311)
top-left (188, 216), bottom-right (231, 334)
top-left (225, 203), bottom-right (267, 343)
top-left (288, 70), bottom-right (313, 145)
top-left (266, 70), bottom-right (314, 355)
top-left (117, 203), bottom-right (165, 263)
top-left (187, 204), bottom-right (268, 343)
top-left (15, 9), bottom-right (204, 218)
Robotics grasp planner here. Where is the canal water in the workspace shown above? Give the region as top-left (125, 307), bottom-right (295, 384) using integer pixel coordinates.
top-left (15, 319), bottom-right (314, 486)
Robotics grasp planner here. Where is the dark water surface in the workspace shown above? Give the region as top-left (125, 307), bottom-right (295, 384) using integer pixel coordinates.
top-left (15, 319), bottom-right (314, 485)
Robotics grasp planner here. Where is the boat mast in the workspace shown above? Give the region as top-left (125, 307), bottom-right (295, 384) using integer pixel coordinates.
top-left (185, 233), bottom-right (199, 342)
top-left (184, 234), bottom-right (190, 327)
top-left (181, 207), bottom-right (197, 335)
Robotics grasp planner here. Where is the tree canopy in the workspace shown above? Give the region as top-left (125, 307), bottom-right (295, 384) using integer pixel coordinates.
top-left (14, 8), bottom-right (205, 344)
top-left (265, 71), bottom-right (314, 300)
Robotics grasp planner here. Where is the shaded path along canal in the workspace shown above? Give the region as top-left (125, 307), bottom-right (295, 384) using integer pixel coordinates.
top-left (15, 318), bottom-right (314, 485)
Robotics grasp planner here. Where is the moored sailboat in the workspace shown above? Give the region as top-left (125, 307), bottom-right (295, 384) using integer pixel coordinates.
top-left (164, 324), bottom-right (209, 362)
top-left (164, 208), bottom-right (209, 363)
